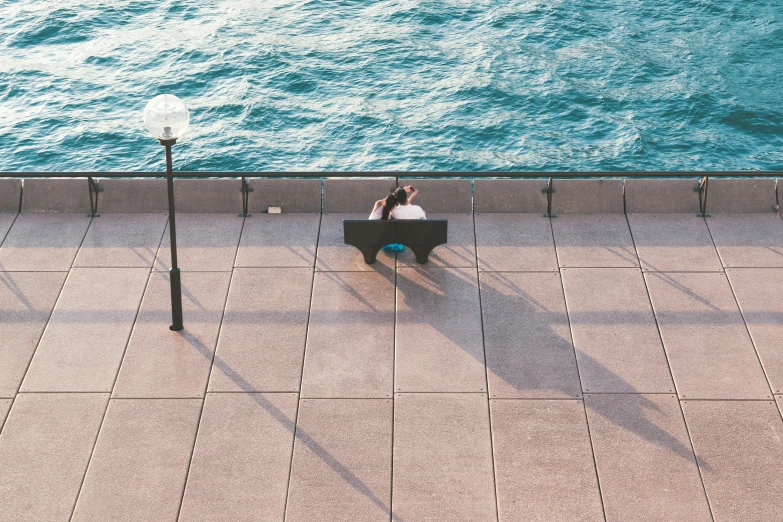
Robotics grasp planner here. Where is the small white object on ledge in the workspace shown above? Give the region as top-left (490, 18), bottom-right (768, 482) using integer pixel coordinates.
top-left (268, 207), bottom-right (281, 214)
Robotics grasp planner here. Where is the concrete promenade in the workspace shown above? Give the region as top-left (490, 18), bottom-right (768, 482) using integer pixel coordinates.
top-left (0, 178), bottom-right (782, 521)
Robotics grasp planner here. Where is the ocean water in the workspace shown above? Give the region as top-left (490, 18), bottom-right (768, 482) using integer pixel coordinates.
top-left (0, 0), bottom-right (781, 172)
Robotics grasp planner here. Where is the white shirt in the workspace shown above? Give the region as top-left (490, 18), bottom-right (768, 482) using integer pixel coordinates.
top-left (391, 204), bottom-right (426, 220)
top-left (369, 207), bottom-right (383, 220)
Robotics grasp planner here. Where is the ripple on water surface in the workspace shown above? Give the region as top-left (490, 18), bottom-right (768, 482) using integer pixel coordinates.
top-left (0, 0), bottom-right (781, 171)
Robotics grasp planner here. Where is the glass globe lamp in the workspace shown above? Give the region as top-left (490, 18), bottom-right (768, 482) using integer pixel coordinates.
top-left (143, 94), bottom-right (189, 141)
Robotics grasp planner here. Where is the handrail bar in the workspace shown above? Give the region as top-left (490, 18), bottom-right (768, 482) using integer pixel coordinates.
top-left (0, 171), bottom-right (780, 179)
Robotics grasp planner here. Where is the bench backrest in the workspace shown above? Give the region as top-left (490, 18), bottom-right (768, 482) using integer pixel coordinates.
top-left (343, 219), bottom-right (448, 247)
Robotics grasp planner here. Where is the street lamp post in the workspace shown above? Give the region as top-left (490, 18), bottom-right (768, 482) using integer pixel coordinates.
top-left (143, 94), bottom-right (190, 331)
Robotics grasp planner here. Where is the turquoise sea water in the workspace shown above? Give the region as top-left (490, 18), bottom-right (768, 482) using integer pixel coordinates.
top-left (0, 0), bottom-right (781, 172)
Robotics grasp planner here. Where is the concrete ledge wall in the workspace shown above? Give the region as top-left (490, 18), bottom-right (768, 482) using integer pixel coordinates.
top-left (248, 179), bottom-right (322, 213)
top-left (399, 179), bottom-right (472, 213)
top-left (98, 179), bottom-right (168, 213)
top-left (22, 179), bottom-right (91, 213)
top-left (0, 179), bottom-right (21, 212)
top-left (323, 179), bottom-right (397, 213)
top-left (4, 177), bottom-right (782, 214)
top-left (551, 179), bottom-right (624, 214)
top-left (474, 179), bottom-right (548, 213)
top-left (625, 179), bottom-right (700, 213)
top-left (174, 179), bottom-right (243, 213)
top-left (707, 178), bottom-right (777, 213)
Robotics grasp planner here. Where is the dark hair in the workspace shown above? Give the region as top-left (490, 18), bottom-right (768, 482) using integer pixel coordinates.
top-left (393, 187), bottom-right (408, 206)
top-left (381, 194), bottom-right (397, 220)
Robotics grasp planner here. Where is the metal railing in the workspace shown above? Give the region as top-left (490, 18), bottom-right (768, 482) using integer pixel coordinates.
top-left (1, 171), bottom-right (780, 217)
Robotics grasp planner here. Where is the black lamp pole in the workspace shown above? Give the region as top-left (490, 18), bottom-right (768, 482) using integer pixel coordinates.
top-left (159, 135), bottom-right (184, 331)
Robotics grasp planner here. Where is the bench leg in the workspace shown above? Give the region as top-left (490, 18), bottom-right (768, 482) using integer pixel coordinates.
top-left (359, 247), bottom-right (380, 264)
top-left (411, 247), bottom-right (435, 264)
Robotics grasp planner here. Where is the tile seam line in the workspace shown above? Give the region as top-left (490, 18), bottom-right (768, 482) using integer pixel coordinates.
top-left (106, 214), bottom-right (168, 398)
top-left (702, 216), bottom-right (729, 270)
top-left (67, 217), bottom-right (143, 522)
top-left (703, 219), bottom-right (778, 402)
top-left (175, 214), bottom-right (245, 521)
top-left (0, 396), bottom-right (14, 435)
top-left (676, 398), bottom-right (780, 402)
top-left (0, 270), bottom-right (72, 273)
top-left (281, 211), bottom-right (322, 522)
top-left (0, 211), bottom-right (19, 247)
top-left (489, 397), bottom-right (584, 401)
top-left (626, 212), bottom-right (715, 521)
top-left (390, 245), bottom-right (397, 522)
top-left (551, 214), bottom-right (607, 522)
top-left (721, 272), bottom-right (780, 404)
top-left (17, 213), bottom-right (92, 398)
top-left (386, 390), bottom-right (498, 394)
top-left (472, 210), bottom-right (500, 522)
top-left (11, 270), bottom-right (68, 399)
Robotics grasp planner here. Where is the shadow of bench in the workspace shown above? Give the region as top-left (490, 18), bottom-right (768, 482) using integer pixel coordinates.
top-left (343, 219), bottom-right (448, 264)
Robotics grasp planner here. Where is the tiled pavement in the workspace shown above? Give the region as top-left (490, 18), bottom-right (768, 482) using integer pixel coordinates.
top-left (1, 211), bottom-right (783, 521)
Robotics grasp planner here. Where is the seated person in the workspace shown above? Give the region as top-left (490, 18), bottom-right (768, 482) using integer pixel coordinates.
top-left (369, 194), bottom-right (397, 220)
top-left (390, 186), bottom-right (426, 219)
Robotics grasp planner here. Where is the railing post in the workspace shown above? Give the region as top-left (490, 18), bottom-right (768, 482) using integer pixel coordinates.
top-left (543, 177), bottom-right (555, 217)
top-left (87, 176), bottom-right (102, 217)
top-left (697, 176), bottom-right (710, 217)
top-left (239, 176), bottom-right (252, 217)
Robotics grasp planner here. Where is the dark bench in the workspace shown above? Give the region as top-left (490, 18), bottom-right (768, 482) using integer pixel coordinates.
top-left (343, 219), bottom-right (448, 264)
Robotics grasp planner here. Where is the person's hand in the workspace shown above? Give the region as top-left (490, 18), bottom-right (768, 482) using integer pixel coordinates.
top-left (404, 185), bottom-right (416, 193)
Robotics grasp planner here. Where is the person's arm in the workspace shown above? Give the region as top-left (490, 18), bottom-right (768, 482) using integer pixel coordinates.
top-left (404, 186), bottom-right (418, 202)
top-left (371, 199), bottom-right (384, 212)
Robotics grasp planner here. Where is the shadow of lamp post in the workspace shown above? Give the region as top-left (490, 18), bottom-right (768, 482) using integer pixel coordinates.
top-left (143, 94), bottom-right (189, 331)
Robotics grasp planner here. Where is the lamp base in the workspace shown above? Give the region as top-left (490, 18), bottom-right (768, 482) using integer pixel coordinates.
top-left (169, 267), bottom-right (184, 331)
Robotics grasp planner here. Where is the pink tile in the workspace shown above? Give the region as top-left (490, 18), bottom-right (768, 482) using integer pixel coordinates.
top-left (562, 268), bottom-right (674, 393)
top-left (209, 268), bottom-right (313, 392)
top-left (301, 271), bottom-right (394, 398)
top-left (585, 394), bottom-right (710, 521)
top-left (682, 400), bottom-right (783, 521)
top-left (628, 214), bottom-right (722, 272)
top-left (21, 268), bottom-right (149, 392)
top-left (0, 213), bottom-right (90, 271)
top-left (491, 399), bottom-right (603, 521)
top-left (235, 213), bottom-right (320, 267)
top-left (646, 272), bottom-right (771, 399)
top-left (480, 272), bottom-right (581, 398)
top-left (113, 272), bottom-right (231, 398)
top-left (393, 393), bottom-right (496, 521)
top-left (707, 214), bottom-right (783, 267)
top-left (285, 398), bottom-right (392, 522)
top-left (396, 267), bottom-right (486, 392)
top-left (72, 398), bottom-right (202, 521)
top-left (0, 271), bottom-right (66, 397)
top-left (315, 213), bottom-right (395, 272)
top-left (475, 213), bottom-right (558, 271)
top-left (727, 268), bottom-right (783, 393)
top-left (552, 214), bottom-right (638, 268)
top-left (179, 393), bottom-right (298, 522)
top-left (0, 393), bottom-right (108, 521)
top-left (154, 213), bottom-right (243, 272)
top-left (74, 213), bottom-right (167, 267)
top-left (398, 213), bottom-right (476, 268)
